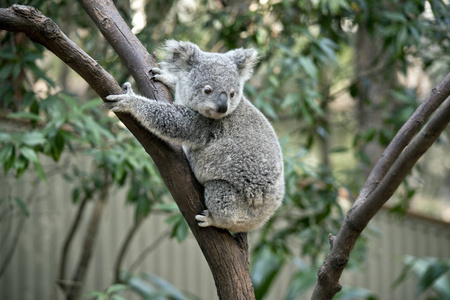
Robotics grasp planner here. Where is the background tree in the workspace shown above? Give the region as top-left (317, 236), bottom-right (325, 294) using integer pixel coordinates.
top-left (0, 0), bottom-right (449, 299)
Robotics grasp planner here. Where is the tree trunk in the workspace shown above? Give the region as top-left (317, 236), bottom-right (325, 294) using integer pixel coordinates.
top-left (0, 3), bottom-right (255, 299)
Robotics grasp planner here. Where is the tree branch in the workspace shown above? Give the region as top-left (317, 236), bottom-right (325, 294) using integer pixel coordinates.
top-left (311, 72), bottom-right (450, 299)
top-left (68, 182), bottom-right (108, 300)
top-left (114, 215), bottom-right (144, 283)
top-left (0, 4), bottom-right (255, 299)
top-left (356, 72), bottom-right (450, 206)
top-left (58, 195), bottom-right (89, 291)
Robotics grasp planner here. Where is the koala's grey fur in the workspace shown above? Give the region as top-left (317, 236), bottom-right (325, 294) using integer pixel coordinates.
top-left (106, 40), bottom-right (284, 232)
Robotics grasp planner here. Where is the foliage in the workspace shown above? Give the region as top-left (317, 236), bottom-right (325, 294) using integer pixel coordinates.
top-left (1, 0), bottom-right (450, 299)
top-left (393, 256), bottom-right (450, 300)
top-left (118, 272), bottom-right (200, 300)
top-left (87, 272), bottom-right (201, 300)
top-left (84, 284), bottom-right (129, 300)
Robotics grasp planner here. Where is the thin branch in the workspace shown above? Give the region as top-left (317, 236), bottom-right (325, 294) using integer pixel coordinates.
top-left (114, 215), bottom-right (145, 283)
top-left (0, 178), bottom-right (41, 278)
top-left (128, 228), bottom-right (172, 274)
top-left (355, 72), bottom-right (450, 206)
top-left (58, 195), bottom-right (89, 291)
top-left (357, 96), bottom-right (450, 222)
top-left (76, 0), bottom-right (171, 101)
top-left (311, 72), bottom-right (450, 300)
top-left (67, 175), bottom-right (110, 300)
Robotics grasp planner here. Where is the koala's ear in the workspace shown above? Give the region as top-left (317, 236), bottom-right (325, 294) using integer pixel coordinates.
top-left (163, 40), bottom-right (200, 72)
top-left (227, 48), bottom-right (259, 82)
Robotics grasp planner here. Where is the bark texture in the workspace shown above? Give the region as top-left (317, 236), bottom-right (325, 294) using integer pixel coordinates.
top-left (0, 3), bottom-right (255, 299)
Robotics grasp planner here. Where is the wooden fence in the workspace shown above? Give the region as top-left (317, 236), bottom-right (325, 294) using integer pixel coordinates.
top-left (1, 168), bottom-right (449, 300)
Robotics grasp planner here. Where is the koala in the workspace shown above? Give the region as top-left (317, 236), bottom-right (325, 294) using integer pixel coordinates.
top-left (106, 40), bottom-right (284, 232)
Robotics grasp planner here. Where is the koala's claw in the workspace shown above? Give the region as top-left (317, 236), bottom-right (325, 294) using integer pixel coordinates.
top-left (150, 67), bottom-right (162, 75)
top-left (105, 82), bottom-right (135, 112)
top-left (150, 68), bottom-right (161, 81)
top-left (195, 210), bottom-right (212, 227)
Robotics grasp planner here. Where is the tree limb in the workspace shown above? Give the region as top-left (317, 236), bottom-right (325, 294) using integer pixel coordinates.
top-left (356, 72), bottom-right (450, 206)
top-left (311, 72), bottom-right (450, 299)
top-left (0, 4), bottom-right (255, 299)
top-left (58, 195), bottom-right (89, 291)
top-left (114, 215), bottom-right (144, 283)
top-left (68, 178), bottom-right (109, 300)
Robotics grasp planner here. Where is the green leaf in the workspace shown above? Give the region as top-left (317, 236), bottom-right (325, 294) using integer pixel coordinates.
top-left (330, 146), bottom-right (348, 153)
top-left (0, 64), bottom-right (13, 80)
top-left (252, 247), bottom-right (286, 299)
top-left (383, 11), bottom-right (407, 22)
top-left (26, 63), bottom-right (55, 87)
top-left (33, 160), bottom-right (47, 182)
top-left (82, 291), bottom-right (104, 298)
top-left (334, 287), bottom-right (375, 300)
top-left (12, 63), bottom-right (21, 79)
top-left (165, 214), bottom-right (189, 242)
top-left (7, 112), bottom-right (42, 122)
top-left (282, 93), bottom-right (299, 109)
top-left (14, 197), bottom-right (29, 217)
top-left (15, 155), bottom-right (29, 178)
top-left (20, 147), bottom-right (38, 162)
top-left (3, 145), bottom-right (16, 174)
top-left (81, 99), bottom-right (102, 111)
top-left (72, 188), bottom-right (80, 203)
top-left (174, 218), bottom-right (189, 242)
top-left (141, 272), bottom-right (186, 300)
top-left (0, 144), bottom-right (14, 163)
top-left (298, 57), bottom-right (318, 78)
top-left (305, 97), bottom-right (324, 116)
top-left (21, 132), bottom-right (46, 146)
top-left (105, 284), bottom-right (128, 295)
top-left (50, 131), bottom-right (66, 161)
top-left (417, 262), bottom-right (450, 295)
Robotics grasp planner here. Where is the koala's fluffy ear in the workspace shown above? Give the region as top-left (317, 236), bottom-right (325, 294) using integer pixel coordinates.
top-left (227, 48), bottom-right (259, 82)
top-left (162, 40), bottom-right (200, 73)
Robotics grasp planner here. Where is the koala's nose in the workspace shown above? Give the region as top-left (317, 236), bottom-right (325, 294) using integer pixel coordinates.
top-left (217, 92), bottom-right (228, 113)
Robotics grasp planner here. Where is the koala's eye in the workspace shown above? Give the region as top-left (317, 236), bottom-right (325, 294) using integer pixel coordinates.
top-left (230, 92), bottom-right (235, 98)
top-left (203, 85), bottom-right (213, 95)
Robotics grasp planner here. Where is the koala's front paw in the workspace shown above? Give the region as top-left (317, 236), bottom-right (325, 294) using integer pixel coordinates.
top-left (150, 68), bottom-right (176, 91)
top-left (195, 210), bottom-right (213, 228)
top-left (105, 82), bottom-right (136, 112)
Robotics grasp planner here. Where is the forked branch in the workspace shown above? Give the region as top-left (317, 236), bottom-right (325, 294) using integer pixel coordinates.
top-left (311, 72), bottom-right (450, 299)
top-left (0, 3), bottom-right (254, 299)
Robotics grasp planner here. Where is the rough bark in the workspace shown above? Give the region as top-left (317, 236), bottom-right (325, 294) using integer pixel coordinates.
top-left (0, 3), bottom-right (255, 299)
top-left (311, 72), bottom-right (450, 299)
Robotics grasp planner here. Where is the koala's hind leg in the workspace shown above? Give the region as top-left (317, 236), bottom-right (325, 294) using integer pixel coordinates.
top-left (195, 180), bottom-right (243, 231)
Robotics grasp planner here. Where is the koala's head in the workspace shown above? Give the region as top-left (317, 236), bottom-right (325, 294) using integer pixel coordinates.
top-left (160, 40), bottom-right (258, 119)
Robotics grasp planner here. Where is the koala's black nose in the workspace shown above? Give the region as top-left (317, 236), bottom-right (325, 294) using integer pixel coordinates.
top-left (217, 92), bottom-right (228, 113)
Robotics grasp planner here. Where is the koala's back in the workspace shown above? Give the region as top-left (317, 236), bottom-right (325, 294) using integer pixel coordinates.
top-left (185, 97), bottom-right (284, 207)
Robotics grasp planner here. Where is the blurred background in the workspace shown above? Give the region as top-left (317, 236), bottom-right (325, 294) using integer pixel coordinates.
top-left (0, 0), bottom-right (449, 299)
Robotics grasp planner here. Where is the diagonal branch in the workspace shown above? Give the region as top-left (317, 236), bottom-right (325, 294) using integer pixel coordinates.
top-left (0, 4), bottom-right (255, 299)
top-left (0, 5), bottom-right (122, 98)
top-left (311, 72), bottom-right (450, 299)
top-left (355, 72), bottom-right (450, 206)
